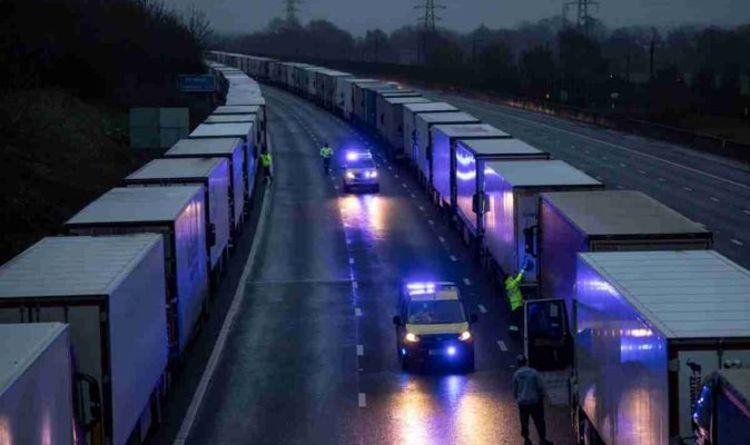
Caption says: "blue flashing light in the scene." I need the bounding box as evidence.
[346,151,359,161]
[406,282,436,295]
[447,346,457,356]
[401,348,407,356]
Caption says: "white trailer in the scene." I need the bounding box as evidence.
[212,103,267,152]
[65,187,209,357]
[125,158,231,277]
[414,112,479,187]
[190,122,257,201]
[338,78,377,119]
[568,250,750,445]
[0,323,73,445]
[0,235,169,445]
[481,160,603,284]
[402,102,458,162]
[164,138,246,236]
[377,96,430,155]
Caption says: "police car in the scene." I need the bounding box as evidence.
[392,281,477,371]
[342,150,379,193]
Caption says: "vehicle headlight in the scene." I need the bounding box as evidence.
[367,170,378,179]
[458,331,472,342]
[404,332,419,343]
[346,171,355,179]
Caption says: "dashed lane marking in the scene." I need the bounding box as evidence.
[731,239,744,246]
[463,278,471,285]
[438,236,446,243]
[402,183,408,188]
[357,345,364,356]
[358,393,367,408]
[428,220,435,225]
[411,193,416,198]
[744,209,750,215]
[638,170,646,174]
[349,258,355,265]
[352,281,358,289]
[478,304,487,314]
[394,174,399,178]
[710,197,720,203]
[658,177,666,182]
[450,255,458,262]
[419,206,425,211]
[355,308,363,317]
[497,340,508,352]
[683,186,694,192]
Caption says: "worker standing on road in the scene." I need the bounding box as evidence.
[513,354,553,445]
[320,142,334,174]
[505,261,529,333]
[260,150,273,183]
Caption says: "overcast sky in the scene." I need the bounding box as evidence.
[173,0,750,35]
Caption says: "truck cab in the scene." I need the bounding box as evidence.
[393,281,477,372]
[693,369,750,445]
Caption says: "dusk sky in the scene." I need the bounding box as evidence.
[172,0,750,35]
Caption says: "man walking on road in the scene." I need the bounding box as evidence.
[513,354,553,445]
[320,142,334,174]
[260,150,273,183]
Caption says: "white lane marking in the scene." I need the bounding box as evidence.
[411,193,416,198]
[334,185,340,190]
[428,219,434,225]
[744,209,750,215]
[454,99,750,191]
[658,177,666,182]
[616,185,625,190]
[358,393,367,407]
[355,308,363,317]
[394,174,400,178]
[388,166,393,170]
[349,258,355,265]
[731,239,744,246]
[619,163,626,168]
[450,255,458,262]
[637,169,646,174]
[463,278,471,285]
[497,340,508,352]
[683,186,694,191]
[710,196,720,202]
[352,281,358,289]
[478,304,488,314]
[357,345,364,356]
[402,183,408,188]
[438,236,446,243]
[173,156,274,445]
[419,206,425,211]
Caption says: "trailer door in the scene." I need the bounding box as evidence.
[524,298,571,370]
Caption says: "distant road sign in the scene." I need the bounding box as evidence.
[178,75,216,92]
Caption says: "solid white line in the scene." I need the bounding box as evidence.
[355,308,363,317]
[710,196,720,202]
[478,304,488,314]
[358,393,367,407]
[357,345,364,356]
[450,255,458,262]
[463,278,471,285]
[457,99,750,191]
[173,166,273,445]
[497,340,508,352]
[731,239,744,246]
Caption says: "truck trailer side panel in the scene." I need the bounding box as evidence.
[0,324,73,445]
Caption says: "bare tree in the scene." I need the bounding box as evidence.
[186,4,213,47]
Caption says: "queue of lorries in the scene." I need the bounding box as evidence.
[208,50,750,445]
[0,63,265,444]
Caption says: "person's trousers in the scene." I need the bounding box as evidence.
[519,401,547,441]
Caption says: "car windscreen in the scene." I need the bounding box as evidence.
[407,300,466,324]
[345,157,375,169]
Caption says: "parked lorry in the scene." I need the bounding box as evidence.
[314,69,351,110]
[352,81,393,125]
[164,138,246,237]
[0,235,170,445]
[338,78,377,119]
[540,190,712,330]
[212,103,267,152]
[125,157,231,278]
[402,102,459,161]
[377,96,430,155]
[478,160,603,285]
[693,369,750,445]
[453,138,550,246]
[0,323,73,445]
[551,250,750,445]
[189,122,256,202]
[65,187,209,357]
[414,112,480,187]
[430,123,512,208]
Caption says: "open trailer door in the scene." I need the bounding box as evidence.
[524,298,572,370]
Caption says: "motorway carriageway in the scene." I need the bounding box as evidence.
[172,85,576,444]
[425,90,750,269]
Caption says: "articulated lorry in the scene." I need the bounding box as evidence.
[693,369,750,445]
[525,250,750,445]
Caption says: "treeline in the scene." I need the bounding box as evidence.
[0,0,209,106]
[218,17,750,120]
